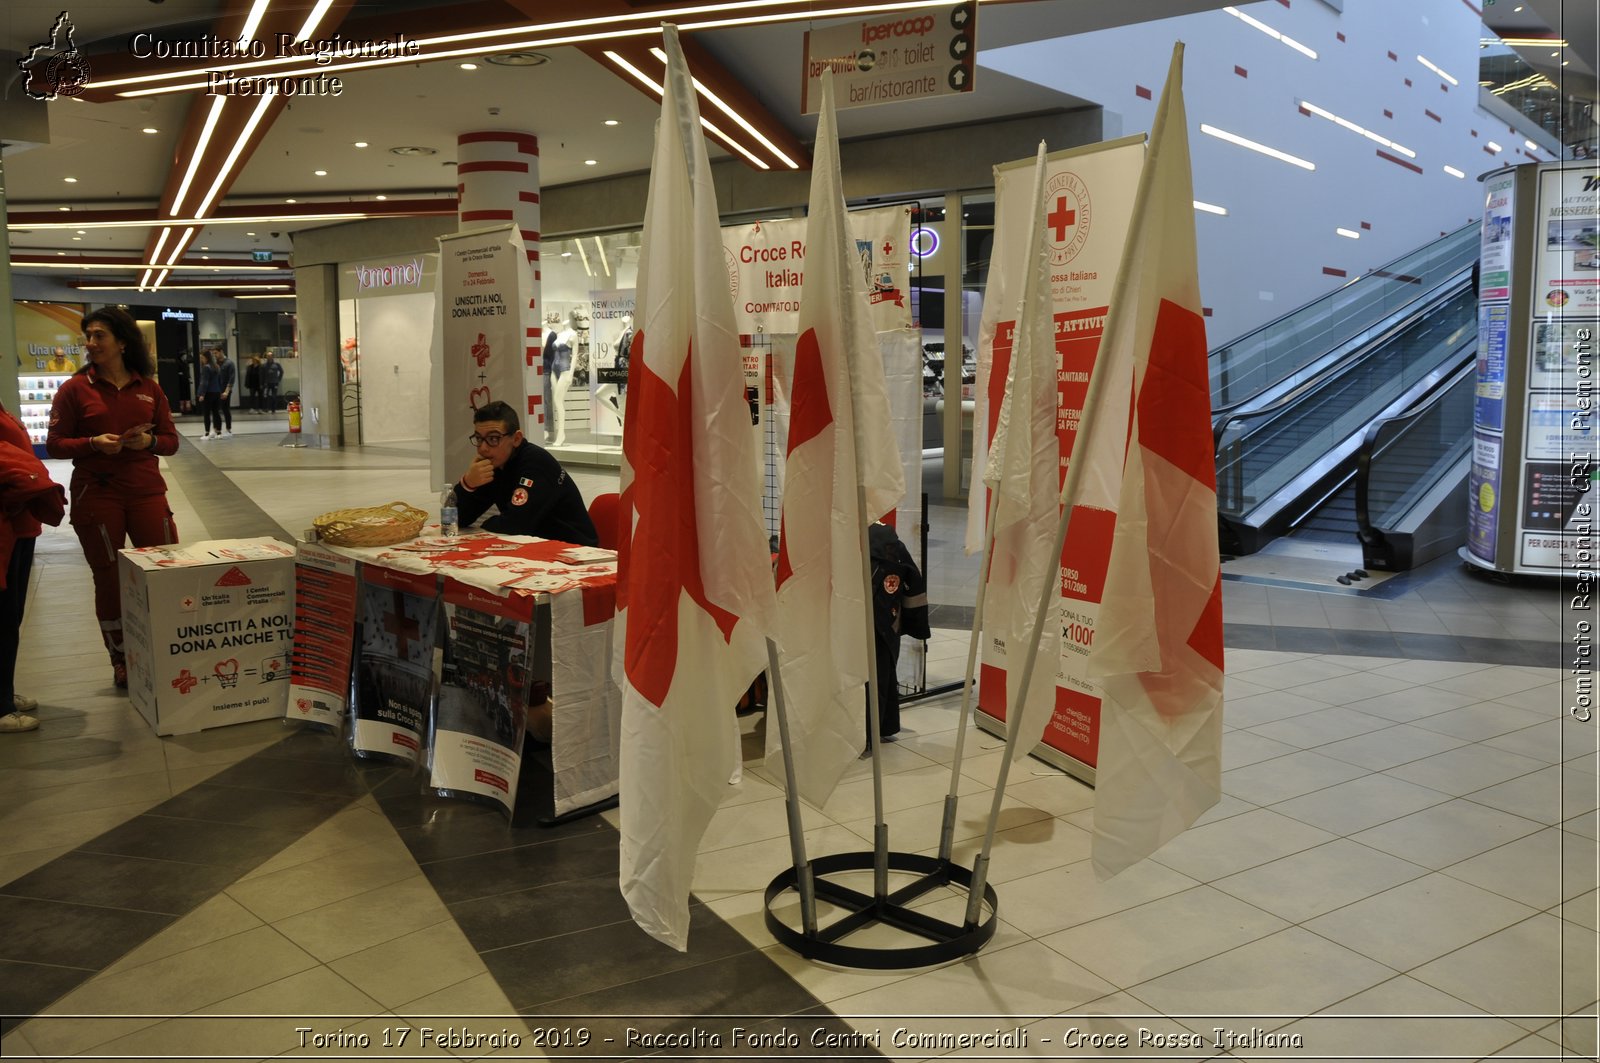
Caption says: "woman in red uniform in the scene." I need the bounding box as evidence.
[1,399,65,731]
[47,307,180,688]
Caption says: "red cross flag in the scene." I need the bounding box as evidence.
[614,25,778,950]
[1069,43,1225,876]
[770,72,904,807]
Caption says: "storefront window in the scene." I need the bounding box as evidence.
[236,310,299,402]
[336,256,435,444]
[540,231,642,460]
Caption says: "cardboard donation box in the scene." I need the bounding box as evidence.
[120,537,296,735]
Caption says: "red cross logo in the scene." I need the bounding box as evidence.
[382,589,422,659]
[881,240,894,256]
[1048,196,1076,241]
[774,328,834,589]
[172,669,199,694]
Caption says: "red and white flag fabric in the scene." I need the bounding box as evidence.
[769,72,905,807]
[615,24,778,950]
[982,142,1063,762]
[1071,43,1225,877]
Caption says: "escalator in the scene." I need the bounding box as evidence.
[1214,273,1478,557]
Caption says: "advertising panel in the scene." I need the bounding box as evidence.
[286,542,360,728]
[120,538,295,736]
[1467,432,1502,563]
[1478,170,1515,302]
[352,566,439,764]
[1475,303,1509,431]
[1534,167,1600,314]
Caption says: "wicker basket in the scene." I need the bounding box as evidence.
[313,502,428,547]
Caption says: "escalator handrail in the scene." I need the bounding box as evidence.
[1208,221,1481,415]
[1211,268,1477,449]
[1355,356,1478,541]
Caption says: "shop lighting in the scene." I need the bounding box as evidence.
[235,293,297,299]
[12,259,285,271]
[1497,37,1567,47]
[1416,55,1458,85]
[1525,140,1540,152]
[142,127,158,134]
[648,46,801,168]
[584,159,598,165]
[1494,72,1556,95]
[1299,100,1416,157]
[1443,165,1465,178]
[170,96,227,216]
[354,141,368,148]
[460,63,478,70]
[604,119,619,126]
[594,237,610,276]
[1336,227,1360,239]
[100,0,967,97]
[1223,6,1317,59]
[1199,124,1316,170]
[64,177,78,183]
[195,94,277,216]
[1192,200,1228,215]
[73,283,292,290]
[314,169,328,176]
[574,240,593,277]
[1487,141,1503,153]
[12,209,394,232]
[604,50,768,169]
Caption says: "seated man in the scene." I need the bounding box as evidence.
[455,400,600,547]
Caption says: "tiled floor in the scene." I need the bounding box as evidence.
[0,422,1595,1061]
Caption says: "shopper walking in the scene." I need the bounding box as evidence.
[0,399,65,732]
[197,350,222,439]
[261,352,284,412]
[214,349,235,436]
[47,306,181,689]
[245,355,263,412]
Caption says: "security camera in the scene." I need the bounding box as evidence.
[270,231,281,238]
[488,106,501,117]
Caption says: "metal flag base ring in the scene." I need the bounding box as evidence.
[762,851,998,969]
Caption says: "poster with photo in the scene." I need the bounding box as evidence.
[1479,170,1515,302]
[1534,167,1600,314]
[1475,303,1509,430]
[351,566,439,765]
[432,580,535,817]
[1529,319,1598,391]
[286,542,360,728]
[1524,393,1593,461]
[587,288,635,437]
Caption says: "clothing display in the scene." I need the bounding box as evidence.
[454,439,598,546]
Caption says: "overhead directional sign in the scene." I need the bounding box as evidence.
[251,249,274,262]
[801,3,977,114]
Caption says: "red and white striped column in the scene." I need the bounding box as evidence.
[457,130,544,427]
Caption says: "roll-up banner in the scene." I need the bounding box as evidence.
[286,542,360,728]
[722,205,912,335]
[436,226,536,487]
[970,136,1146,774]
[434,579,536,817]
[352,566,440,765]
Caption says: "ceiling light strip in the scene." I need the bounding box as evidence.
[236,0,273,51]
[1416,54,1458,85]
[102,0,964,95]
[1300,100,1416,158]
[647,46,799,169]
[294,0,337,43]
[195,95,278,217]
[594,236,610,276]
[574,239,593,278]
[604,51,769,169]
[168,227,197,266]
[11,209,424,232]
[149,226,172,265]
[12,259,284,270]
[1223,6,1317,59]
[1199,124,1316,170]
[1193,200,1228,215]
[169,97,228,216]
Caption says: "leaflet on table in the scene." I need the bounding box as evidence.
[286,542,360,728]
[432,579,536,817]
[352,566,440,765]
[121,538,298,569]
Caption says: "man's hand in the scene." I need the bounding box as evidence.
[461,456,495,490]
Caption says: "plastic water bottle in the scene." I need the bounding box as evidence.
[440,483,459,538]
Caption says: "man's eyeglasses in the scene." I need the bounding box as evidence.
[469,431,508,447]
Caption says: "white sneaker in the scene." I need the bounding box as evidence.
[221,430,233,438]
[0,712,39,733]
[13,694,37,712]
[200,432,212,440]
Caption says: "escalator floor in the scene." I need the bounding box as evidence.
[1222,537,1404,594]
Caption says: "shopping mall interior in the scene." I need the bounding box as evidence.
[2,0,1597,1058]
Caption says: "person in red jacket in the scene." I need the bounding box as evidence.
[1,400,66,731]
[47,306,180,688]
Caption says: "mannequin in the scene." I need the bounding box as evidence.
[543,312,577,447]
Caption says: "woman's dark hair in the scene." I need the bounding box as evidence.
[81,306,155,377]
[199,349,213,366]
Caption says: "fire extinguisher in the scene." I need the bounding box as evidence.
[287,398,302,434]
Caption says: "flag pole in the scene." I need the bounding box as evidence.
[963,91,1169,924]
[765,637,819,935]
[858,490,891,899]
[940,482,1002,863]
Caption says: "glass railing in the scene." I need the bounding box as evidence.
[1359,365,1475,532]
[1210,222,1481,410]
[1215,281,1478,519]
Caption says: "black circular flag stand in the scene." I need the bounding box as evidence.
[762,851,998,970]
